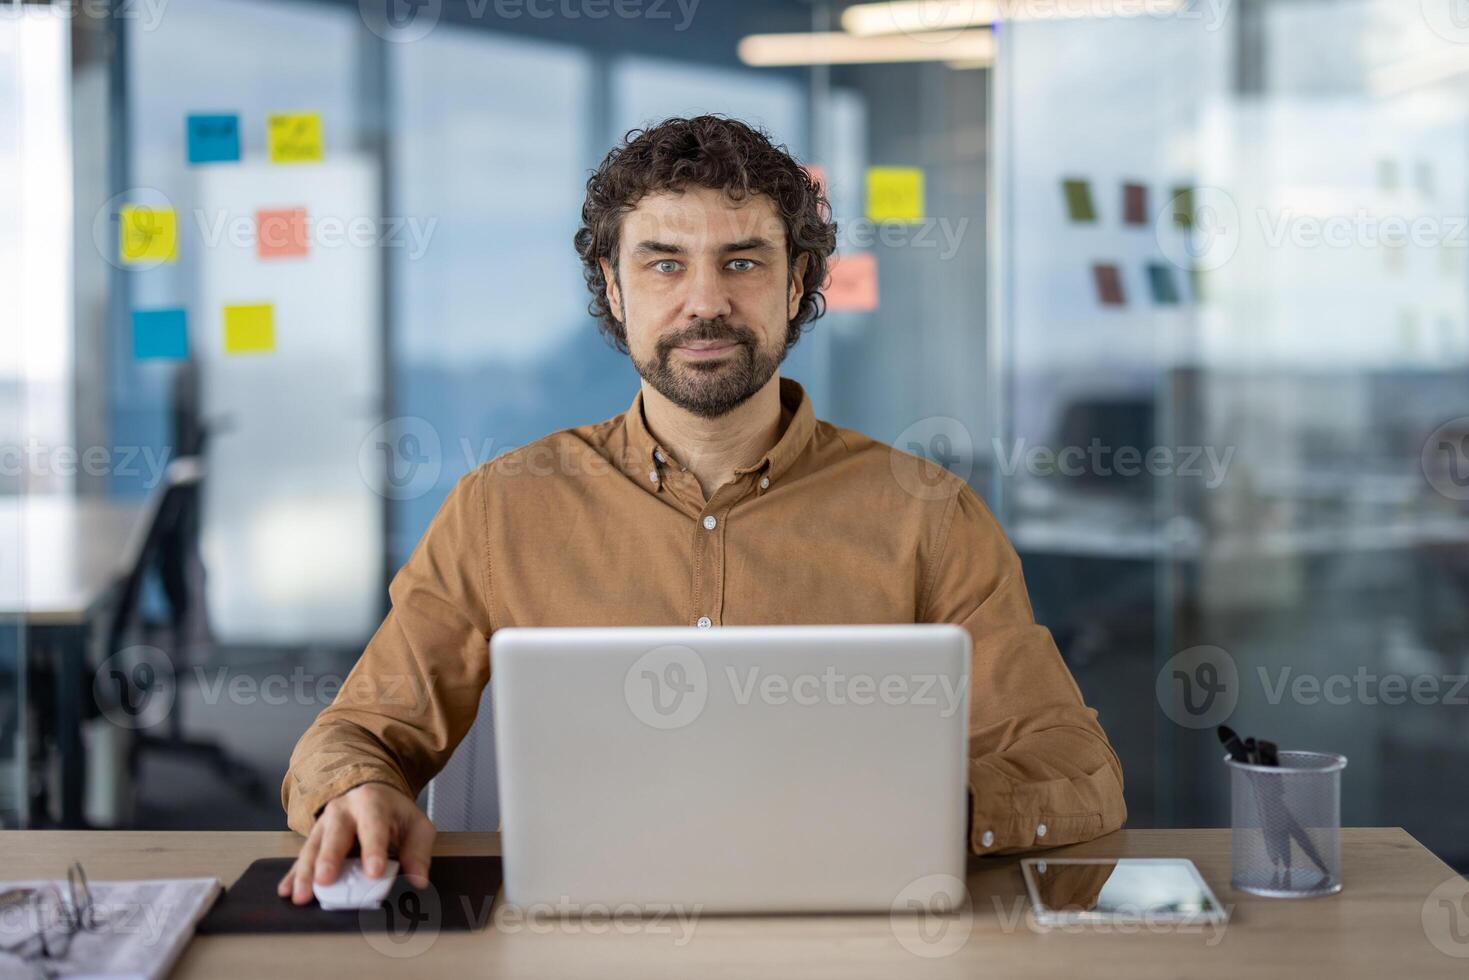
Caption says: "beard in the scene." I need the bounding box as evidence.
[630,317,785,419]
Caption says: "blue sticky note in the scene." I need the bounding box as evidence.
[1146,263,1181,306]
[132,308,189,359]
[186,113,240,164]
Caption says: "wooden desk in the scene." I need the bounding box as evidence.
[3,828,1463,978]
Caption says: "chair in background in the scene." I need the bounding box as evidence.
[99,456,267,812]
[424,680,499,831]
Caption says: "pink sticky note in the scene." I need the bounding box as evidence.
[804,164,828,200]
[256,207,308,259]
[825,252,879,312]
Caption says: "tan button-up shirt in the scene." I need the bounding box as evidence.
[284,377,1127,853]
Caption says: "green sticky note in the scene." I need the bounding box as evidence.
[1062,179,1096,223]
[1171,186,1195,229]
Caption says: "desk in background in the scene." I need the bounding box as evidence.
[0,495,150,827]
[1,828,1462,978]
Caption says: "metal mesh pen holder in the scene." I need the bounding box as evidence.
[1226,750,1347,898]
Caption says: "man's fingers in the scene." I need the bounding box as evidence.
[399,815,436,888]
[357,806,392,878]
[277,863,297,898]
[292,833,322,905]
[314,810,358,884]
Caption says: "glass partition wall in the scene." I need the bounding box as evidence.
[994,0,1469,867]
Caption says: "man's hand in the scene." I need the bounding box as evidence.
[277,782,435,906]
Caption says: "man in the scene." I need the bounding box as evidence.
[278,115,1126,904]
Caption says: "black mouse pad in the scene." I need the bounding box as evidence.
[198,856,503,934]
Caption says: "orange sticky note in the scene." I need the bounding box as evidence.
[257,207,308,259]
[804,164,828,199]
[223,303,275,355]
[825,252,879,312]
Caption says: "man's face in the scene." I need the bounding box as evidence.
[601,185,808,419]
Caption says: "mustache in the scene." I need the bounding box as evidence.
[657,320,755,357]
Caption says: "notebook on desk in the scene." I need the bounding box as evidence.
[0,877,220,980]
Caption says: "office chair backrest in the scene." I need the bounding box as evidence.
[106,457,205,659]
[424,678,499,831]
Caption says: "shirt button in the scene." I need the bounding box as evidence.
[759,476,770,489]
[702,515,717,530]
[696,617,712,628]
[648,470,659,483]
[654,450,666,463]
[1036,823,1048,839]
[981,830,995,849]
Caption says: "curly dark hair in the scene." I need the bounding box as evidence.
[574,114,838,355]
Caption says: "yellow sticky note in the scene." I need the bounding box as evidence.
[268,112,324,164]
[119,206,178,264]
[223,304,275,355]
[866,167,925,224]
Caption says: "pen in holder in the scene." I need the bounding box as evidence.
[1225,750,1346,898]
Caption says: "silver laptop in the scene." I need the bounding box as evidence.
[491,624,971,913]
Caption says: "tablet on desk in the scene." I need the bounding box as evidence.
[1021,858,1228,928]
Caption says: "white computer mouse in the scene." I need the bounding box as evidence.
[313,857,399,911]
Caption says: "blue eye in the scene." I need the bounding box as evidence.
[728,259,757,271]
[654,260,681,274]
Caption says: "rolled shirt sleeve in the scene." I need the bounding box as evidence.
[922,481,1128,855]
[281,468,496,835]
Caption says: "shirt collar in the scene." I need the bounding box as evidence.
[622,376,816,488]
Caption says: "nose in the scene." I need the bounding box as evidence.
[681,261,733,323]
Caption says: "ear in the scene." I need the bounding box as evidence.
[787,252,810,320]
[600,257,623,323]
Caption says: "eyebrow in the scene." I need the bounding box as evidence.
[630,237,779,257]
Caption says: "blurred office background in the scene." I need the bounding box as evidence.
[1,0,1466,870]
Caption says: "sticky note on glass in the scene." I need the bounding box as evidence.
[824,252,879,312]
[1062,179,1097,223]
[132,308,188,360]
[1146,262,1180,305]
[1170,186,1195,228]
[1092,263,1126,307]
[866,167,924,223]
[804,164,828,200]
[223,303,275,355]
[186,113,240,164]
[268,112,323,164]
[119,206,178,264]
[257,208,308,259]
[1123,182,1148,226]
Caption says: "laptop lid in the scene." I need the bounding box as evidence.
[491,624,970,914]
